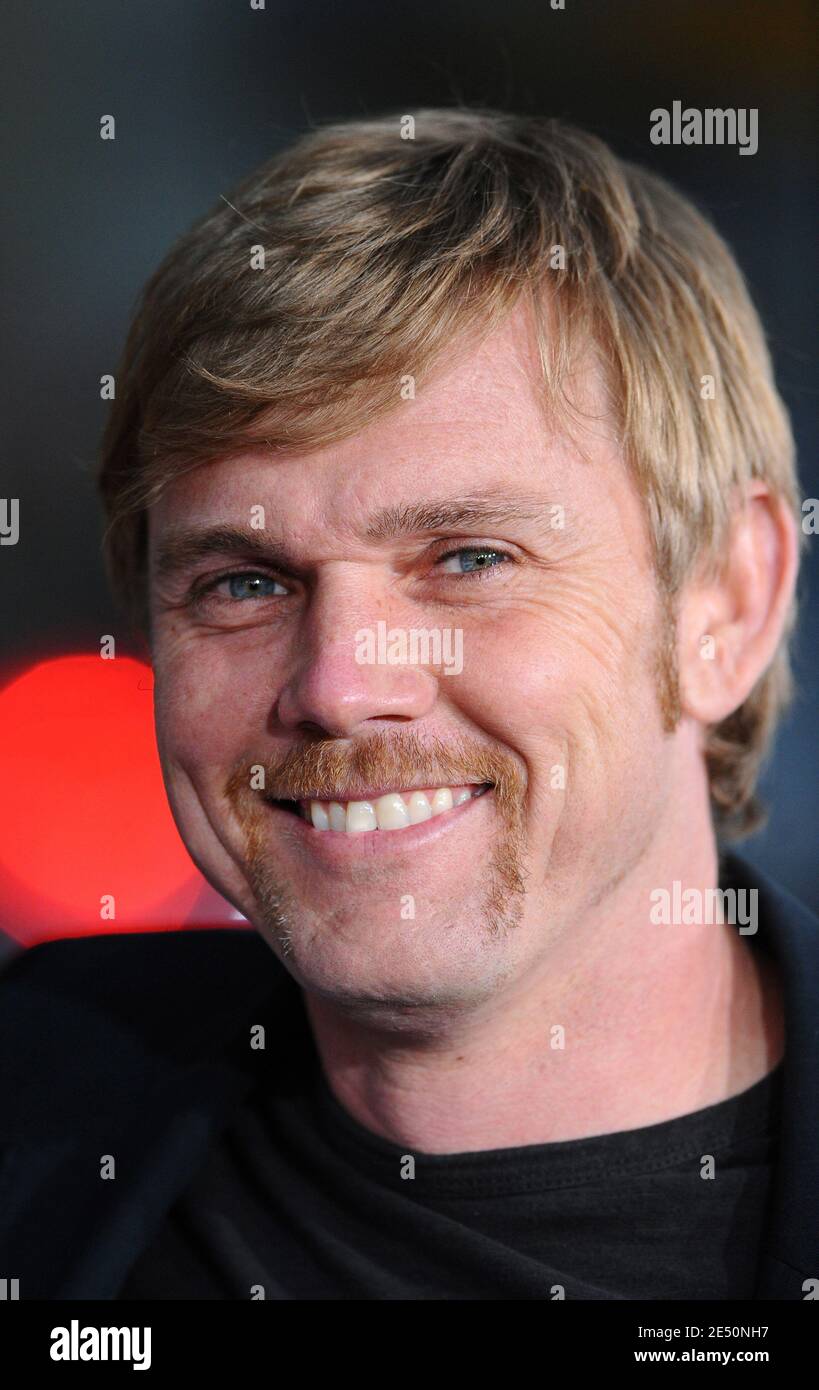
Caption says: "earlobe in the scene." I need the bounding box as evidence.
[677,484,799,727]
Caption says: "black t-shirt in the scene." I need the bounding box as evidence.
[117,1032,783,1301]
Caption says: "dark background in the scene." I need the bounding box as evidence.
[1,0,816,941]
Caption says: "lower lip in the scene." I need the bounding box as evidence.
[262,788,493,862]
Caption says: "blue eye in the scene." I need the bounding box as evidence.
[438,547,509,576]
[223,572,286,600]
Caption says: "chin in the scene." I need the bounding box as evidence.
[259,908,512,1014]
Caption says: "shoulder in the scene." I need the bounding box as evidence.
[2,923,273,997]
[720,850,819,963]
[0,928,294,1137]
[720,850,819,1081]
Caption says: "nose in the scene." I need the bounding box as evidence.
[275,583,439,738]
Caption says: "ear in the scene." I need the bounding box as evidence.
[677,482,799,726]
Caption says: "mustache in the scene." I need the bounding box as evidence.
[224,728,525,816]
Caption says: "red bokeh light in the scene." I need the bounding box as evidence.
[0,653,227,943]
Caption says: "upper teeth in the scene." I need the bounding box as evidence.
[304,785,483,833]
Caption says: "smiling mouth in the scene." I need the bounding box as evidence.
[266,782,493,834]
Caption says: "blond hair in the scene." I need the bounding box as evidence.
[97,107,802,839]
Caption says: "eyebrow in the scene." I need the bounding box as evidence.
[364,493,551,540]
[152,491,554,580]
[153,524,289,580]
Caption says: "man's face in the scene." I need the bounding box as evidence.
[147,304,683,1020]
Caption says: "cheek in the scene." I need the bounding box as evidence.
[455,574,666,816]
[463,568,655,725]
[152,628,273,776]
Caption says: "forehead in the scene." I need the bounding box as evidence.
[148,302,618,539]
